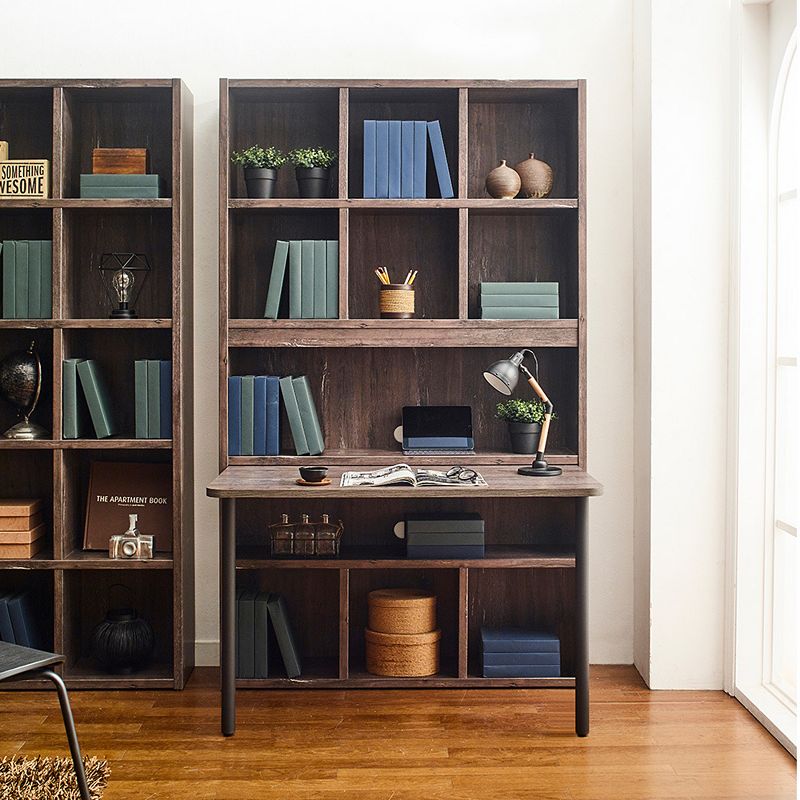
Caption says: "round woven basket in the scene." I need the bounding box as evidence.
[368,588,437,634]
[365,627,441,677]
[379,284,415,319]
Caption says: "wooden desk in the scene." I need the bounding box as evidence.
[208,465,602,737]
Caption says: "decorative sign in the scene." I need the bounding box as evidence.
[0,159,50,198]
[0,141,8,162]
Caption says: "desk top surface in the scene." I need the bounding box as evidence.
[207,465,602,499]
[0,641,63,682]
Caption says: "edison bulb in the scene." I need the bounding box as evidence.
[111,269,135,303]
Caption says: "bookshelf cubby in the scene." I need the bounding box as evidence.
[0,79,193,690]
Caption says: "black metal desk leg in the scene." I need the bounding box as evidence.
[221,498,237,736]
[575,497,589,736]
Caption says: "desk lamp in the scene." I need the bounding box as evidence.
[483,349,562,477]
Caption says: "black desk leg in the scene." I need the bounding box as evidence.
[221,498,237,736]
[575,496,589,736]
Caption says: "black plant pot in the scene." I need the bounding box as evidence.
[244,167,277,199]
[507,421,542,455]
[91,606,155,674]
[295,166,331,199]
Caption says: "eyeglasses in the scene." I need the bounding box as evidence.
[446,466,478,482]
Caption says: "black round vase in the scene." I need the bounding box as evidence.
[295,166,330,198]
[507,422,542,455]
[91,607,155,674]
[244,167,277,199]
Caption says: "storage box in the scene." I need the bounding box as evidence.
[92,147,149,174]
[365,627,441,677]
[368,588,436,634]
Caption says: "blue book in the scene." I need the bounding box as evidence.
[400,121,414,198]
[427,120,454,198]
[388,120,401,198]
[375,121,389,198]
[241,375,255,456]
[227,376,242,456]
[159,360,172,439]
[0,594,15,642]
[7,590,44,649]
[406,544,485,559]
[482,665,561,678]
[483,652,561,666]
[253,376,267,456]
[413,121,427,198]
[481,628,560,653]
[288,241,302,319]
[363,120,377,198]
[265,376,280,456]
[263,240,289,319]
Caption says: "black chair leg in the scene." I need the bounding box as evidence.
[40,669,91,800]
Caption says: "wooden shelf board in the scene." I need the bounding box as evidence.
[61,551,174,569]
[0,320,57,329]
[227,79,580,90]
[0,439,171,449]
[0,199,171,209]
[229,198,577,210]
[0,551,56,569]
[238,673,573,689]
[0,319,171,329]
[65,659,175,688]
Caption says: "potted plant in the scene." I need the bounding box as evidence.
[231,146,288,199]
[495,398,550,455]
[288,147,337,198]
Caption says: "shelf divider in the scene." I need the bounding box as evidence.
[458,88,468,199]
[458,566,468,678]
[339,568,349,680]
[338,88,349,200]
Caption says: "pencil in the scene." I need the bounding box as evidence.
[403,270,413,285]
[408,270,418,285]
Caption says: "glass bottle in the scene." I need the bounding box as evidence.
[270,513,294,557]
[293,514,316,557]
[316,514,340,558]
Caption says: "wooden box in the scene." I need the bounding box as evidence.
[365,628,441,677]
[92,147,149,174]
[368,588,437,634]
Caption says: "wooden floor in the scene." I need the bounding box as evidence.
[0,666,795,799]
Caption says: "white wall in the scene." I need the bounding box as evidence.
[4,0,635,666]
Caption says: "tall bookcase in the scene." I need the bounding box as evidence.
[0,79,194,689]
[218,79,588,690]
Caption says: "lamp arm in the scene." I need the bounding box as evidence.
[519,363,554,457]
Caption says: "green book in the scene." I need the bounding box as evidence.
[267,594,301,678]
[278,376,309,456]
[325,240,338,319]
[14,240,29,319]
[80,174,161,187]
[241,375,255,456]
[480,281,559,295]
[236,589,256,679]
[300,240,314,319]
[263,240,289,320]
[481,294,559,308]
[62,358,89,439]
[313,240,326,319]
[2,241,15,319]
[41,241,52,318]
[79,187,160,199]
[254,592,270,679]
[146,360,161,438]
[288,241,302,319]
[27,241,41,319]
[481,307,559,320]
[292,375,324,456]
[76,359,118,438]
[135,360,149,439]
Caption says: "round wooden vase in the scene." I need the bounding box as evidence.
[514,152,554,198]
[484,160,521,199]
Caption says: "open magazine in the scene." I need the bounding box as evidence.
[340,464,487,488]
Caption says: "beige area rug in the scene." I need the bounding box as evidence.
[0,755,109,799]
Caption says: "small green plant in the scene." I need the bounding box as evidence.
[231,146,288,169]
[289,147,338,169]
[495,398,548,425]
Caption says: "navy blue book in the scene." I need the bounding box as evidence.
[483,652,561,666]
[481,627,560,653]
[375,121,389,198]
[400,120,414,198]
[413,121,427,198]
[0,593,15,642]
[253,376,267,456]
[388,120,401,199]
[482,665,561,678]
[228,376,242,456]
[406,544,485,559]
[265,376,280,456]
[7,590,44,649]
[427,120,454,198]
[159,360,172,439]
[363,120,377,198]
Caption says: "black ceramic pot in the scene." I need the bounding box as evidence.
[244,167,277,199]
[295,166,330,198]
[91,607,155,674]
[507,422,542,455]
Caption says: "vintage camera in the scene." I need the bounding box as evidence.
[109,513,154,560]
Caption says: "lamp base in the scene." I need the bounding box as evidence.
[518,458,562,477]
[110,307,137,319]
[3,420,51,440]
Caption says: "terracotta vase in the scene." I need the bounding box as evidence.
[514,153,554,198]
[485,160,521,199]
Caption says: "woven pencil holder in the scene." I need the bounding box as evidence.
[379,284,415,319]
[368,588,437,634]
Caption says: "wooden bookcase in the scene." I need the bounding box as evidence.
[0,80,194,689]
[218,79,588,692]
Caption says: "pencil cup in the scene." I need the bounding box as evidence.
[379,284,415,319]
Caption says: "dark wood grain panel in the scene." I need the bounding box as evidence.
[0,87,54,164]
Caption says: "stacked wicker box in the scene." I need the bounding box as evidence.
[0,499,45,559]
[365,588,440,677]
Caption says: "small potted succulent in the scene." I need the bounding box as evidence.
[288,146,337,198]
[231,145,288,199]
[495,398,550,455]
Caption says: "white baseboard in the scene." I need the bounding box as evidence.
[195,639,220,666]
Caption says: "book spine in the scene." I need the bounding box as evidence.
[480,281,559,295]
[14,240,28,318]
[413,121,427,198]
[265,376,280,456]
[41,240,52,318]
[480,294,560,308]
[388,120,401,198]
[267,594,302,678]
[363,120,376,198]
[405,544,485,559]
[292,376,325,456]
[252,376,267,457]
[134,359,148,439]
[480,638,560,654]
[0,597,15,643]
[313,240,326,319]
[63,359,81,439]
[375,121,389,198]
[481,307,559,320]
[325,240,338,319]
[263,239,289,319]
[288,240,302,319]
[2,241,14,318]
[159,360,172,439]
[401,120,414,198]
[406,532,486,546]
[481,664,561,678]
[227,376,242,456]
[237,590,256,679]
[482,652,561,666]
[76,359,118,438]
[147,359,161,439]
[300,240,314,319]
[406,519,485,534]
[79,187,160,198]
[241,375,255,456]
[27,240,41,318]
[254,593,270,679]
[278,376,310,456]
[80,173,161,187]
[426,121,454,199]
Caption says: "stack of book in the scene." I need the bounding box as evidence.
[62,359,117,439]
[134,360,172,439]
[480,281,560,320]
[236,591,301,679]
[263,239,338,320]
[363,120,453,199]
[1,240,52,319]
[79,174,161,199]
[481,627,561,678]
[227,375,280,456]
[0,587,44,648]
[404,513,485,559]
[0,500,45,560]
